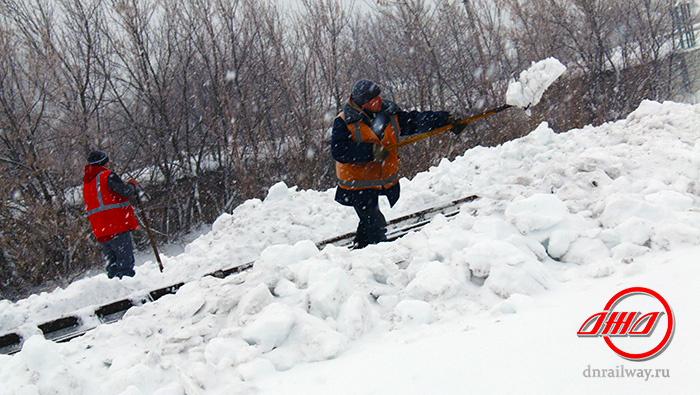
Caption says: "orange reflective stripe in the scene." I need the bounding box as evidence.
[350,123,361,142]
[389,115,399,138]
[338,173,398,189]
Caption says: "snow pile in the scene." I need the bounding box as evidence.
[1,100,700,393]
[0,186,358,330]
[506,57,567,108]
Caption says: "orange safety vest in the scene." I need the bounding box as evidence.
[83,169,139,239]
[336,113,400,190]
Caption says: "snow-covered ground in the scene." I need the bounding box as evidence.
[1,99,700,393]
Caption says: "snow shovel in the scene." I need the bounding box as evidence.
[386,57,567,151]
[131,191,164,273]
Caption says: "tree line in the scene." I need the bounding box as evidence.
[0,0,692,300]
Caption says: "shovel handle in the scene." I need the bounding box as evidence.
[386,104,513,151]
[132,193,164,273]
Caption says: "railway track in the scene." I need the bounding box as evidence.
[0,195,478,355]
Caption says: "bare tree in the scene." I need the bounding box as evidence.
[0,0,105,298]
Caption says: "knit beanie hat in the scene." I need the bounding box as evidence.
[351,80,381,106]
[87,150,109,166]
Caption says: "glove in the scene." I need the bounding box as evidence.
[372,144,390,163]
[446,114,467,135]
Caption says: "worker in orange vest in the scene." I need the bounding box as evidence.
[83,150,139,278]
[331,80,465,248]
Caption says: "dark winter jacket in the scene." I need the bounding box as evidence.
[331,100,449,208]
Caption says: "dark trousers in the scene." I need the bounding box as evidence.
[353,202,387,247]
[101,231,136,279]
